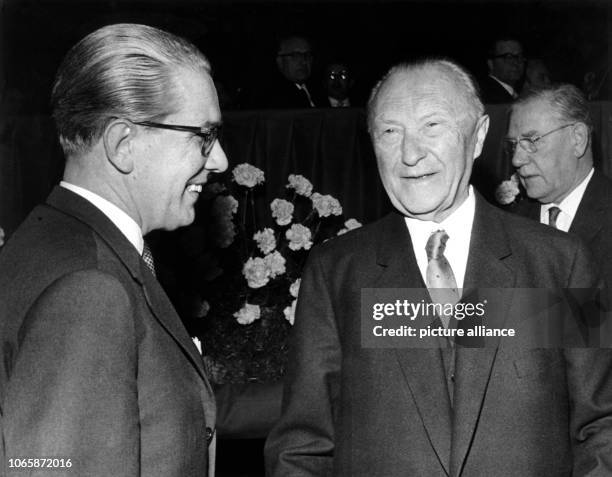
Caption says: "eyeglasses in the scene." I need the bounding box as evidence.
[504,123,576,155]
[277,51,313,61]
[328,71,349,80]
[493,53,525,62]
[132,120,221,157]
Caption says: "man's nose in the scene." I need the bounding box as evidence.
[401,133,426,166]
[511,145,529,168]
[205,140,228,173]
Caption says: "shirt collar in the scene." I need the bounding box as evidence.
[329,96,350,107]
[60,181,144,254]
[489,74,517,98]
[404,186,476,289]
[540,168,594,231]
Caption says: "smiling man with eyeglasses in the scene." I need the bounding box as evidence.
[0,23,227,477]
[479,36,525,104]
[509,83,612,290]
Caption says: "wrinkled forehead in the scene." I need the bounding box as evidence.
[374,67,467,120]
[510,97,562,132]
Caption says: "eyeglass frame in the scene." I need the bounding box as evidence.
[131,120,222,157]
[328,71,350,80]
[492,53,525,62]
[504,122,577,155]
[277,51,313,61]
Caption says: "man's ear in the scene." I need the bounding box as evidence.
[473,114,490,160]
[103,119,135,174]
[571,122,590,158]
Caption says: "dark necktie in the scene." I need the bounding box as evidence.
[425,230,460,329]
[142,241,156,277]
[548,206,561,229]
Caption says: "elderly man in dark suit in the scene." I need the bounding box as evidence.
[265,59,612,476]
[509,84,612,290]
[0,24,227,476]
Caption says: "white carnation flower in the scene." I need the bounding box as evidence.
[289,278,301,298]
[283,299,297,325]
[242,257,270,288]
[286,174,313,197]
[264,251,286,278]
[285,224,313,251]
[495,173,520,205]
[234,303,261,325]
[232,163,265,188]
[253,228,277,254]
[270,198,294,226]
[311,192,342,217]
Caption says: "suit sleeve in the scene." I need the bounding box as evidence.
[3,270,140,477]
[565,242,612,475]
[264,249,340,477]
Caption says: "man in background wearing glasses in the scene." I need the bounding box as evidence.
[246,35,323,109]
[0,23,227,476]
[509,83,612,292]
[479,36,525,104]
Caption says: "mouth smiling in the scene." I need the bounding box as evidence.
[404,172,437,181]
[186,183,203,193]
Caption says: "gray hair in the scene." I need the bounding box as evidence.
[366,58,484,133]
[51,23,211,156]
[512,83,593,133]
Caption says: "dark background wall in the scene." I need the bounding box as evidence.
[2,0,611,114]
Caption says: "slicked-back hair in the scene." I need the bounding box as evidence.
[511,83,593,134]
[366,58,484,133]
[51,23,211,156]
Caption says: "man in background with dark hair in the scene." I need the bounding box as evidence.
[479,37,525,103]
[0,23,227,476]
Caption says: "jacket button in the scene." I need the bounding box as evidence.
[205,427,214,444]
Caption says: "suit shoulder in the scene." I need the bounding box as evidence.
[311,215,386,258]
[495,204,588,255]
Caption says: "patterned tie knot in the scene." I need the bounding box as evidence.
[142,241,156,277]
[426,230,449,261]
[548,206,561,228]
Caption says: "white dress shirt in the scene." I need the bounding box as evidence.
[329,96,350,107]
[404,186,475,290]
[489,75,517,99]
[295,83,315,107]
[61,181,203,353]
[539,168,594,232]
[60,181,144,254]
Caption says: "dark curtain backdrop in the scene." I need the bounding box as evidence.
[2,103,612,237]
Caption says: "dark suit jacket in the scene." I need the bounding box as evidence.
[515,170,612,290]
[265,196,612,476]
[478,75,515,104]
[244,73,324,110]
[0,187,216,476]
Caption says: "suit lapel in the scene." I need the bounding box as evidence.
[451,196,516,477]
[374,213,453,475]
[46,187,209,386]
[569,171,607,244]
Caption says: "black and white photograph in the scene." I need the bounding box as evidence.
[1,0,612,476]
